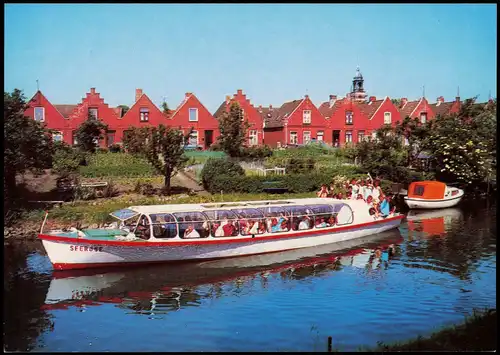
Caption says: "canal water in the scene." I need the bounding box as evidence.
[3,199,496,352]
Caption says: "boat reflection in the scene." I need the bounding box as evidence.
[42,230,403,314]
[406,208,463,238]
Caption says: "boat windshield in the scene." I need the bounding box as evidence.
[110,208,140,221]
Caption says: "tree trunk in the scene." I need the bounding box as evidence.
[164,168,171,196]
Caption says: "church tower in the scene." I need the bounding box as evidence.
[349,66,367,102]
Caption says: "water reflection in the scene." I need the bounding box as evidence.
[41,231,403,316]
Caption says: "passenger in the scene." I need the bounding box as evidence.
[351,179,360,199]
[372,180,384,203]
[364,180,373,200]
[270,218,281,233]
[356,194,364,200]
[379,196,391,217]
[327,215,336,227]
[214,222,225,237]
[223,221,236,236]
[249,220,259,235]
[298,216,311,230]
[184,225,200,239]
[258,221,267,234]
[359,180,366,199]
[280,220,288,232]
[328,183,336,197]
[317,184,329,198]
[331,193,339,199]
[337,192,343,200]
[315,217,327,228]
[346,191,352,200]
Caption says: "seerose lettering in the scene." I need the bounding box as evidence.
[69,245,103,252]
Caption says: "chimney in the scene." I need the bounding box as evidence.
[400,98,408,108]
[135,89,143,102]
[258,105,262,113]
[369,96,376,102]
[90,88,96,94]
[225,95,231,104]
[237,89,243,95]
[305,94,309,99]
[246,99,250,104]
[329,95,337,107]
[269,104,273,110]
[185,92,192,97]
[455,96,460,103]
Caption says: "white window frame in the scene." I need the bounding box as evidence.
[189,108,198,122]
[189,130,198,146]
[140,108,150,122]
[345,111,353,125]
[52,131,63,142]
[249,130,258,146]
[420,112,427,124]
[34,107,45,122]
[290,131,298,145]
[302,110,311,124]
[303,131,311,144]
[358,131,365,142]
[88,108,98,120]
[384,112,392,125]
[317,131,324,142]
[241,108,245,121]
[345,130,353,143]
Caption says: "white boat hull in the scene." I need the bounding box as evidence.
[41,216,403,270]
[404,195,463,209]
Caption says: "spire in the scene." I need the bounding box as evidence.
[457,86,460,97]
[36,79,39,92]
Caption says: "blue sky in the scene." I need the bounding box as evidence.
[4,4,497,112]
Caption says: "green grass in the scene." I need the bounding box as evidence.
[79,152,159,178]
[185,150,227,164]
[24,192,316,226]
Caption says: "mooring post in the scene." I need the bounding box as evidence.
[327,336,332,352]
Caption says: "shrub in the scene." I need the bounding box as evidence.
[74,186,97,201]
[108,143,122,153]
[52,145,85,177]
[79,152,157,178]
[102,181,120,198]
[240,145,273,159]
[201,157,245,190]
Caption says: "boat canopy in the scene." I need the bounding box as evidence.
[407,181,446,199]
[110,208,140,221]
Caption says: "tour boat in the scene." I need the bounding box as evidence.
[42,230,403,310]
[404,181,464,209]
[38,197,404,270]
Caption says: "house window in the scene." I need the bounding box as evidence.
[345,111,353,124]
[72,131,78,145]
[88,108,98,120]
[302,110,311,124]
[249,130,258,146]
[372,131,377,141]
[303,131,311,144]
[189,108,198,122]
[52,132,63,142]
[358,131,365,142]
[317,131,324,142]
[241,108,245,121]
[345,131,353,143]
[34,107,45,122]
[384,112,392,124]
[140,108,149,122]
[107,131,115,146]
[189,130,198,146]
[420,112,427,124]
[290,132,298,144]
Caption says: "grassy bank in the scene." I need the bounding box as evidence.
[357,308,497,352]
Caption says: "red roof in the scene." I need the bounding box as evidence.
[429,101,454,117]
[258,106,281,128]
[356,99,385,119]
[53,104,77,118]
[318,100,344,119]
[398,100,420,119]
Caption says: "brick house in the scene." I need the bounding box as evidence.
[319,96,370,146]
[25,90,74,145]
[168,92,219,150]
[356,96,402,138]
[261,95,329,148]
[428,96,462,118]
[397,97,435,123]
[118,89,169,145]
[213,89,264,147]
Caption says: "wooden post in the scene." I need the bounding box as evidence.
[327,336,332,352]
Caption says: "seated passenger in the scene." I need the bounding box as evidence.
[337,192,343,200]
[184,225,200,239]
[346,191,352,199]
[356,194,364,201]
[315,217,327,228]
[214,222,225,237]
[379,196,390,217]
[298,216,310,230]
[280,220,288,232]
[327,216,336,227]
[222,221,236,236]
[270,218,282,233]
[249,220,259,235]
[258,221,267,234]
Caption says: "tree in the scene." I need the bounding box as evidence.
[74,113,108,153]
[161,101,171,116]
[391,98,401,107]
[4,89,54,204]
[117,105,129,117]
[122,126,151,155]
[394,116,432,167]
[216,101,249,157]
[128,125,193,195]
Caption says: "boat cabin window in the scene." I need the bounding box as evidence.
[331,203,354,226]
[413,185,425,196]
[307,204,336,228]
[282,206,313,231]
[258,206,290,233]
[203,210,239,237]
[133,214,151,240]
[150,213,178,239]
[173,212,208,239]
[230,208,266,236]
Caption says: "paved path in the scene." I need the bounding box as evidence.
[174,170,210,196]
